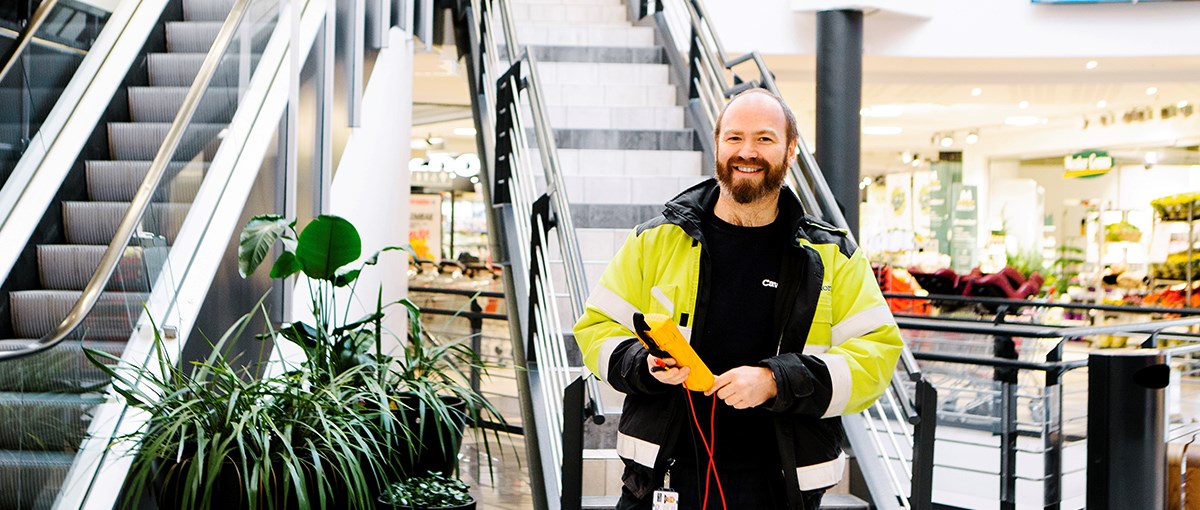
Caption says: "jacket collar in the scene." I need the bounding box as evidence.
[662,178,809,246]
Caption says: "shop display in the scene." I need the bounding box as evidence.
[1150,251,1200,281]
[1103,221,1142,243]
[1151,192,1200,221]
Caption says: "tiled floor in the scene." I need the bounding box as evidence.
[459,432,536,509]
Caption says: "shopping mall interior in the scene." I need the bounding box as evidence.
[1,0,1200,509]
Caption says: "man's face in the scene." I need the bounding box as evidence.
[714,95,795,205]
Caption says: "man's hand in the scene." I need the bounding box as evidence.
[647,355,690,386]
[706,366,777,409]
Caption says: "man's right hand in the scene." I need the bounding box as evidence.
[647,354,690,385]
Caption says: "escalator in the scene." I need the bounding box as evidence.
[452,0,934,508]
[0,0,292,507]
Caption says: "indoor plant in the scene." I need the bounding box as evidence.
[86,307,397,510]
[238,214,506,478]
[377,473,476,510]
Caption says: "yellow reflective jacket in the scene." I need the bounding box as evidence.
[573,179,904,503]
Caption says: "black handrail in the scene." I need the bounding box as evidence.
[409,286,505,299]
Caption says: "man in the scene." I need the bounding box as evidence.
[573,88,904,510]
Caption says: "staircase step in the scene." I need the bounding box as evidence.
[183,0,234,21]
[531,129,698,151]
[512,0,621,5]
[507,3,628,24]
[62,201,188,244]
[147,53,261,87]
[536,62,669,86]
[0,393,102,450]
[538,83,677,108]
[500,45,665,65]
[166,20,224,52]
[570,204,662,229]
[534,148,703,177]
[0,341,124,393]
[106,122,225,161]
[38,245,168,291]
[542,104,683,130]
[86,160,206,202]
[128,86,238,123]
[0,450,72,510]
[821,494,871,509]
[516,24,653,48]
[9,290,148,341]
[555,175,703,205]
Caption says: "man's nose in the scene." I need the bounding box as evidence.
[737,142,759,159]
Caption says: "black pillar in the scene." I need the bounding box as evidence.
[815,10,863,237]
[1087,351,1168,510]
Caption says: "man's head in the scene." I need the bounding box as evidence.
[712,88,799,205]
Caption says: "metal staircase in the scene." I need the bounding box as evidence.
[455,0,935,508]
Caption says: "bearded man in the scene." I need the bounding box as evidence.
[574,88,904,510]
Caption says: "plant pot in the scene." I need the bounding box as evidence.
[375,495,477,510]
[391,393,470,477]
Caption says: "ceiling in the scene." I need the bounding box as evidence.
[411,40,1200,176]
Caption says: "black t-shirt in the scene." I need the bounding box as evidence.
[670,209,786,485]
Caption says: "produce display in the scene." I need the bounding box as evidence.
[1151,192,1200,221]
[1144,285,1200,308]
[1103,221,1141,243]
[1151,251,1200,281]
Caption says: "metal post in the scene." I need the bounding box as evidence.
[561,377,584,510]
[993,335,1018,510]
[910,379,937,510]
[815,9,862,237]
[470,297,483,393]
[1087,351,1168,509]
[1043,347,1065,509]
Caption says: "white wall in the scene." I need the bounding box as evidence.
[709,0,1200,58]
[329,27,414,351]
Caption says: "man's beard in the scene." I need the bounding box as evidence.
[715,153,788,204]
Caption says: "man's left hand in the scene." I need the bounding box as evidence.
[706,366,777,409]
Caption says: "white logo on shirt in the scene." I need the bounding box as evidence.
[762,279,779,288]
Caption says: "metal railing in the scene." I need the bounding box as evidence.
[889,293,1200,509]
[458,0,598,507]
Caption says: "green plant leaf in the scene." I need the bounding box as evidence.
[296,215,361,281]
[277,322,320,350]
[238,215,294,278]
[332,269,360,287]
[269,251,303,279]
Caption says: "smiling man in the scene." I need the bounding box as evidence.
[574,88,904,510]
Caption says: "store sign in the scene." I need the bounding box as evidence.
[409,194,443,261]
[1063,150,1113,178]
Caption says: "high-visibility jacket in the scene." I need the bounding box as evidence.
[574,179,904,507]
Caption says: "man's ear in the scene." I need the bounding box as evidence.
[788,140,799,161]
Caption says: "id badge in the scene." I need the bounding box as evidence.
[652,488,679,510]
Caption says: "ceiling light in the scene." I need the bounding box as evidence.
[1096,100,1107,109]
[1005,116,1044,126]
[901,150,914,164]
[863,126,903,135]
[1145,152,1159,165]
[452,127,477,136]
[1147,87,1158,96]
[971,88,982,97]
[1018,101,1029,109]
[859,177,872,190]
[911,159,922,167]
[965,132,979,145]
[939,135,954,147]
[426,136,445,145]
[1179,100,1190,108]
[860,105,905,117]
[410,139,427,150]
[1085,60,1098,70]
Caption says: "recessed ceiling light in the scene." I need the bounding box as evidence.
[1086,60,1098,70]
[971,88,982,97]
[1096,100,1108,109]
[1005,116,1044,126]
[1018,101,1029,109]
[1179,100,1190,108]
[863,126,903,135]
[965,132,979,145]
[453,127,477,136]
[939,135,954,147]
[1147,87,1159,96]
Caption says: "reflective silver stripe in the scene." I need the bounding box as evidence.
[816,353,852,418]
[678,325,692,342]
[802,344,829,355]
[589,285,639,333]
[794,453,846,490]
[830,304,894,346]
[616,432,660,468]
[650,286,674,314]
[598,336,630,381]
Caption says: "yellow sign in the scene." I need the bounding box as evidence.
[1063,151,1113,178]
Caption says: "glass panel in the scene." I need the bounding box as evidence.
[0,0,111,187]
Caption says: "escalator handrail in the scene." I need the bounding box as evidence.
[0,0,65,85]
[0,0,255,363]
[0,25,88,56]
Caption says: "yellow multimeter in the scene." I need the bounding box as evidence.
[633,312,714,392]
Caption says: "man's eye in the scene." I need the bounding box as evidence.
[759,137,774,143]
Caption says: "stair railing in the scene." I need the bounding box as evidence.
[639,0,934,508]
[457,0,600,507]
